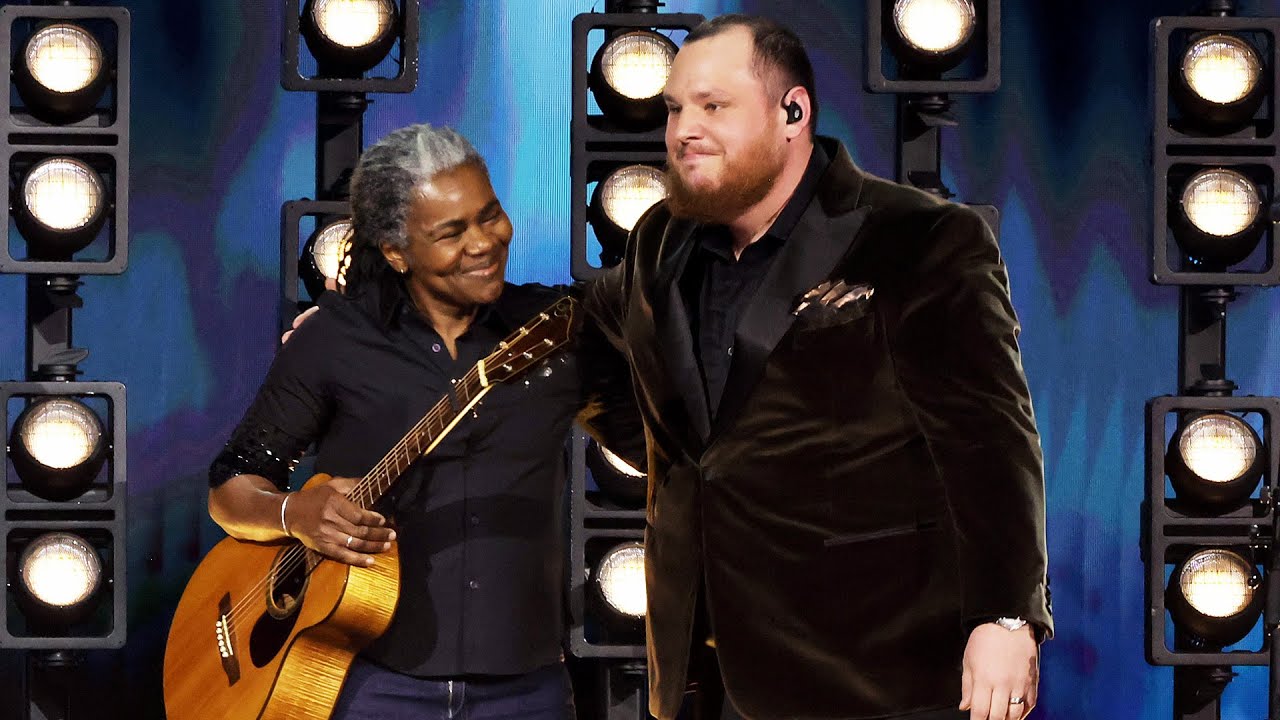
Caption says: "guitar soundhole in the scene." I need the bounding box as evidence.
[246,548,309,668]
[267,547,310,619]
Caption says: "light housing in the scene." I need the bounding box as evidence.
[588,30,677,132]
[299,216,352,300]
[9,396,108,502]
[888,0,977,70]
[12,22,109,125]
[1169,166,1267,269]
[1173,32,1268,134]
[1165,548,1263,649]
[585,438,646,509]
[586,163,666,267]
[12,156,109,260]
[300,0,398,76]
[15,531,104,627]
[1166,412,1264,512]
[594,541,647,619]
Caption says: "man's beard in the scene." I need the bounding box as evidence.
[665,134,786,225]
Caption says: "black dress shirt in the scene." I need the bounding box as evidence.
[681,143,831,415]
[209,282,640,677]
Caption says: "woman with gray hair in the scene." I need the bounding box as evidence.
[206,124,642,719]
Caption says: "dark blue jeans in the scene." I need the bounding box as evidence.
[332,657,575,720]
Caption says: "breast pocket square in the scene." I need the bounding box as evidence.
[792,280,875,327]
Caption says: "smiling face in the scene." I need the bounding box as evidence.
[662,25,789,223]
[381,162,513,316]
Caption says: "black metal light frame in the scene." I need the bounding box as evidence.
[1145,394,1277,667]
[0,381,127,650]
[282,0,419,93]
[865,0,1001,94]
[1151,15,1280,287]
[0,5,130,275]
[569,11,703,281]
[568,428,646,660]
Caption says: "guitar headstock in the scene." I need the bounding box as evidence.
[482,296,577,384]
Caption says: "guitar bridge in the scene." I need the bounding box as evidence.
[215,593,241,685]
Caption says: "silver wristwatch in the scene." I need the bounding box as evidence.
[994,616,1028,632]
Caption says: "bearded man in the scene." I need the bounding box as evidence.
[583,14,1052,720]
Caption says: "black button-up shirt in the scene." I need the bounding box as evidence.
[209,282,640,677]
[682,143,831,415]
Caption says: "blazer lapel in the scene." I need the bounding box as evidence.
[649,221,714,443]
[709,202,871,444]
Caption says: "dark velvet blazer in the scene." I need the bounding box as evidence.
[584,138,1052,720]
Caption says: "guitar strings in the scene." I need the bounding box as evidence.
[221,307,559,633]
[222,363,487,629]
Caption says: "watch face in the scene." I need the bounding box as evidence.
[996,617,1028,631]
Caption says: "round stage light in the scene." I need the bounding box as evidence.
[600,445,645,479]
[1180,549,1255,619]
[601,165,667,234]
[893,0,976,55]
[1171,167,1265,268]
[1179,414,1257,483]
[10,397,108,502]
[18,527,103,622]
[601,31,676,101]
[312,219,352,282]
[1167,412,1263,512]
[589,30,678,131]
[301,0,399,75]
[25,23,104,95]
[586,440,647,509]
[1182,34,1262,107]
[1166,548,1262,648]
[17,398,103,470]
[300,218,353,299]
[596,542,647,618]
[23,157,106,233]
[311,0,396,49]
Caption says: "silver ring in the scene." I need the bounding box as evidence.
[346,535,354,548]
[1009,696,1025,705]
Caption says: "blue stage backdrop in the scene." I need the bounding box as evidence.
[2,1,1280,717]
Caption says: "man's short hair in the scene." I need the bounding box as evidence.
[686,14,818,133]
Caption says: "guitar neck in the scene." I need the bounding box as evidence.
[347,361,493,510]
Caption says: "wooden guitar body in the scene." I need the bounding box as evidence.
[163,473,400,720]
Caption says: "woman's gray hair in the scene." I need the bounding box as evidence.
[349,123,488,252]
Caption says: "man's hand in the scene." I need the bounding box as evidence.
[283,476,395,567]
[281,305,321,345]
[959,622,1039,720]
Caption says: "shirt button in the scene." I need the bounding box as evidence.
[431,343,442,353]
[470,514,480,525]
[468,579,480,590]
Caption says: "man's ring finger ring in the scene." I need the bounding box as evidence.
[1009,696,1025,705]
[346,535,354,548]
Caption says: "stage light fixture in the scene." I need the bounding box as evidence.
[13,156,109,260]
[586,439,647,509]
[589,30,677,131]
[13,22,108,125]
[16,532,104,627]
[1166,413,1263,511]
[892,0,976,56]
[1174,33,1266,133]
[1165,548,1263,649]
[301,0,398,75]
[588,163,666,261]
[9,397,108,502]
[595,541,647,619]
[299,217,352,299]
[1170,167,1265,268]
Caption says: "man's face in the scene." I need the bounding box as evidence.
[662,26,788,223]
[383,162,513,312]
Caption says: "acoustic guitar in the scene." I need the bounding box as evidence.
[163,296,578,720]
